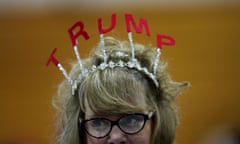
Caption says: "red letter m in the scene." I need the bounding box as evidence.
[125,13,150,36]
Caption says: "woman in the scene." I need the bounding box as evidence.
[53,37,188,144]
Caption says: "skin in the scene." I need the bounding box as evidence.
[84,103,152,144]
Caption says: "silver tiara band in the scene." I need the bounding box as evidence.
[71,59,158,95]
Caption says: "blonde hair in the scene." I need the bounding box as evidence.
[53,37,189,144]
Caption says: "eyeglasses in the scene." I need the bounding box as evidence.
[80,112,153,139]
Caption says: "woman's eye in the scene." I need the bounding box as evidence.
[89,119,109,128]
[121,115,143,126]
[126,117,137,123]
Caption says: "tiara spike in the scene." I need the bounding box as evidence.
[73,45,85,72]
[128,32,135,62]
[100,34,107,64]
[57,63,73,84]
[153,48,161,76]
[46,48,73,85]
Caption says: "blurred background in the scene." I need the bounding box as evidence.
[0,0,240,144]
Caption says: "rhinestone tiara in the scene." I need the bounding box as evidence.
[46,13,176,96]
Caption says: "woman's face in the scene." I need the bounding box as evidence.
[84,103,152,144]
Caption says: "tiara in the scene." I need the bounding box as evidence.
[46,13,176,96]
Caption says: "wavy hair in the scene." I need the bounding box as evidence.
[53,37,189,144]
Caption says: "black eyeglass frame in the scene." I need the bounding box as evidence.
[80,113,153,139]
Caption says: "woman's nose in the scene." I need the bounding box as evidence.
[107,126,127,144]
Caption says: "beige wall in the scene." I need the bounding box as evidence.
[0,5,240,144]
